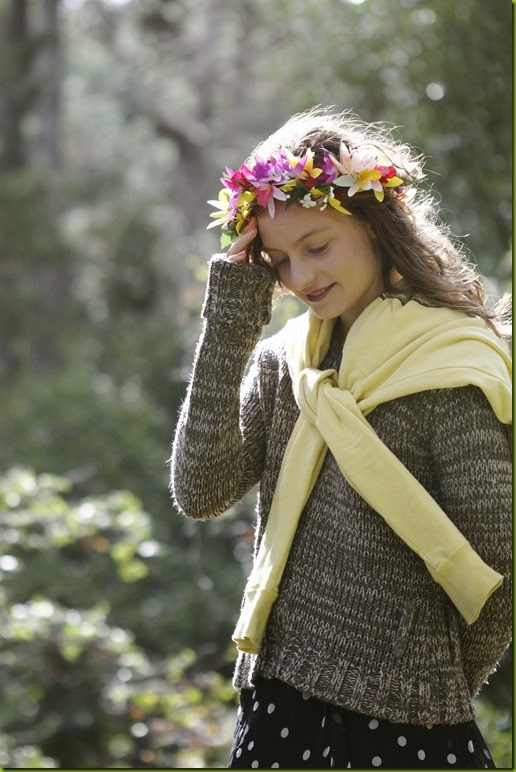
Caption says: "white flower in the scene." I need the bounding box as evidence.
[301,193,317,208]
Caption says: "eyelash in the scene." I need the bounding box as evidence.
[272,243,329,269]
[308,243,329,255]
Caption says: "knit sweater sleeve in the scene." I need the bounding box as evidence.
[170,255,276,520]
[429,385,512,697]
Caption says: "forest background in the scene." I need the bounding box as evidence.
[0,0,512,768]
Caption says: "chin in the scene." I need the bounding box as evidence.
[310,308,340,321]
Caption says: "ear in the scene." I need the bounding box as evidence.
[390,267,404,285]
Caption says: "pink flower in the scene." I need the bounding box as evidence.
[377,164,396,181]
[318,150,339,184]
[222,166,253,194]
[254,182,288,217]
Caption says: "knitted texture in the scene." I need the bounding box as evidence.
[171,256,512,725]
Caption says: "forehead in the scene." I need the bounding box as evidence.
[257,203,355,249]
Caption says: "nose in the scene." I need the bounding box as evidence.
[290,257,317,292]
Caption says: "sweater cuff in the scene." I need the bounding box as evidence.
[426,542,504,625]
[201,255,276,327]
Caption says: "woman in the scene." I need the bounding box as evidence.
[171,107,512,769]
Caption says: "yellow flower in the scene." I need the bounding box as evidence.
[235,206,251,235]
[207,189,232,229]
[327,196,352,215]
[236,190,257,209]
[287,149,323,183]
[383,175,404,188]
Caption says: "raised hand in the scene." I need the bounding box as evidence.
[225,217,258,264]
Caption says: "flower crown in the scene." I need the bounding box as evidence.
[208,144,405,247]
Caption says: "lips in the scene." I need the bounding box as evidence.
[305,284,334,302]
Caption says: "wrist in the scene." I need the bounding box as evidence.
[202,255,275,327]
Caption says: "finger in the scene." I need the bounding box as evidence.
[226,227,256,256]
[226,220,257,257]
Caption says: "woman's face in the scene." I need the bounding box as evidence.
[257,203,385,335]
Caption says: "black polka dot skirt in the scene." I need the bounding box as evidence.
[228,678,496,769]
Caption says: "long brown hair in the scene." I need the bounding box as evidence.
[247,107,510,338]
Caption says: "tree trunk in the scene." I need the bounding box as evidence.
[33,0,62,169]
[0,0,31,170]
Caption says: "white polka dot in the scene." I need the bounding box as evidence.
[330,759,335,768]
[483,749,491,758]
[280,727,289,738]
[271,765,279,769]
[252,689,256,698]
[251,762,259,769]
[397,735,407,747]
[243,723,249,735]
[323,746,330,758]
[253,700,259,711]
[235,748,242,758]
[302,690,311,700]
[248,740,255,751]
[468,740,474,753]
[267,703,276,714]
[302,750,311,761]
[372,757,382,767]
[425,722,433,729]
[321,716,326,728]
[368,718,379,730]
[347,764,351,769]
[447,754,457,764]
[418,750,426,760]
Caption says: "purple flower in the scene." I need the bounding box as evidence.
[318,150,339,184]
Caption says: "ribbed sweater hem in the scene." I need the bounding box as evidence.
[233,649,474,726]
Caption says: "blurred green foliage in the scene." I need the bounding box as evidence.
[0,0,511,767]
[0,469,238,768]
[474,698,513,770]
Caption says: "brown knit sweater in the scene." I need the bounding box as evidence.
[171,256,512,725]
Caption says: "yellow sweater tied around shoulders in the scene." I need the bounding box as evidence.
[232,296,512,655]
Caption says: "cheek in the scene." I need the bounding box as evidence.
[353,234,383,273]
[369,239,385,270]
[276,268,293,290]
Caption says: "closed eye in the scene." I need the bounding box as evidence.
[308,243,329,255]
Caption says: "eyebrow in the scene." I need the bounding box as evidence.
[263,226,330,253]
